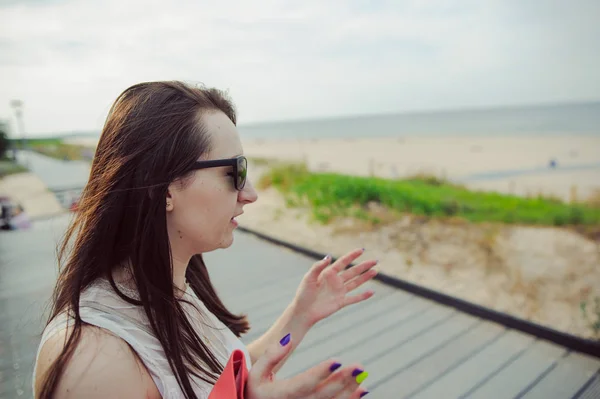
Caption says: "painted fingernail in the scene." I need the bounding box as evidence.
[352,369,364,377]
[360,392,370,398]
[323,254,331,261]
[279,333,291,346]
[355,371,369,384]
[329,362,342,372]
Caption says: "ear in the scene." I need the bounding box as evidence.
[166,189,174,212]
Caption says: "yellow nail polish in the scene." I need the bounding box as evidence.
[356,371,369,384]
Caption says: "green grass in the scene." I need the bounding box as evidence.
[259,162,600,227]
[9,137,63,148]
[31,142,90,161]
[0,159,28,178]
[247,156,273,166]
[8,137,92,161]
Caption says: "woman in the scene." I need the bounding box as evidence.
[33,81,378,398]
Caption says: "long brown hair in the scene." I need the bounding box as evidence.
[39,81,250,398]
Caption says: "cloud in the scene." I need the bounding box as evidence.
[0,0,598,135]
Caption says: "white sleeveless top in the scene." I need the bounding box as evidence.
[32,278,252,398]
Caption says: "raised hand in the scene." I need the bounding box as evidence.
[245,333,369,399]
[292,248,378,328]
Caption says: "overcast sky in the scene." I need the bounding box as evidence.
[1,0,599,136]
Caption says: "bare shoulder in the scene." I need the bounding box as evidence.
[35,324,160,399]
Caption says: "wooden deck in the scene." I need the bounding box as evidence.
[1,214,599,398]
[208,231,600,398]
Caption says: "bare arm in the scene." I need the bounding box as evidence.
[246,300,312,375]
[35,325,159,399]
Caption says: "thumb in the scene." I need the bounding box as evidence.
[251,333,293,381]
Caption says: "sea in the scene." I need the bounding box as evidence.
[237,101,600,140]
[59,100,600,141]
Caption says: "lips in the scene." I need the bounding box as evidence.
[231,212,243,227]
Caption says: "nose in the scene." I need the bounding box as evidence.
[239,179,258,204]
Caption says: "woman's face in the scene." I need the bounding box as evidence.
[166,111,258,257]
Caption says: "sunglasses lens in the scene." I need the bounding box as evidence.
[237,157,247,189]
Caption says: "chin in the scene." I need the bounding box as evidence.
[219,234,235,249]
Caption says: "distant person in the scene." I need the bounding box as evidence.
[10,204,31,230]
[33,81,376,399]
[0,200,30,230]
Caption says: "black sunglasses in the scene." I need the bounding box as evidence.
[191,155,247,191]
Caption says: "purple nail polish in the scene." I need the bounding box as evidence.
[352,368,364,377]
[279,333,291,346]
[329,362,342,372]
[360,392,369,397]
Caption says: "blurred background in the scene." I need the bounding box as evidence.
[1,0,599,396]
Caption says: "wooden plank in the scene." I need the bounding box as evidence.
[211,231,399,306]
[464,339,568,398]
[278,296,435,378]
[374,320,506,397]
[222,274,303,312]
[283,303,456,380]
[405,328,534,398]
[244,295,298,328]
[206,233,309,285]
[214,265,306,299]
[243,287,407,345]
[294,291,418,354]
[241,281,402,343]
[519,351,600,399]
[574,372,600,399]
[0,227,60,399]
[247,279,399,326]
[356,311,477,390]
[297,282,407,335]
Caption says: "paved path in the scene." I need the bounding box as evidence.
[15,151,90,192]
[1,215,599,398]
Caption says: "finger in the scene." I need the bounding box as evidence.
[343,290,375,307]
[337,388,370,399]
[308,254,333,278]
[251,333,294,381]
[275,358,344,398]
[339,260,378,283]
[332,248,365,272]
[344,268,378,292]
[318,365,369,399]
[353,388,370,399]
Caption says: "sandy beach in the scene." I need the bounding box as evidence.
[242,135,600,202]
[0,173,65,219]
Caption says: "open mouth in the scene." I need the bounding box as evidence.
[231,212,242,227]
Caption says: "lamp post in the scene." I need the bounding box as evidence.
[9,99,26,165]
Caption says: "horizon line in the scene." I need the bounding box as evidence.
[10,97,600,139]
